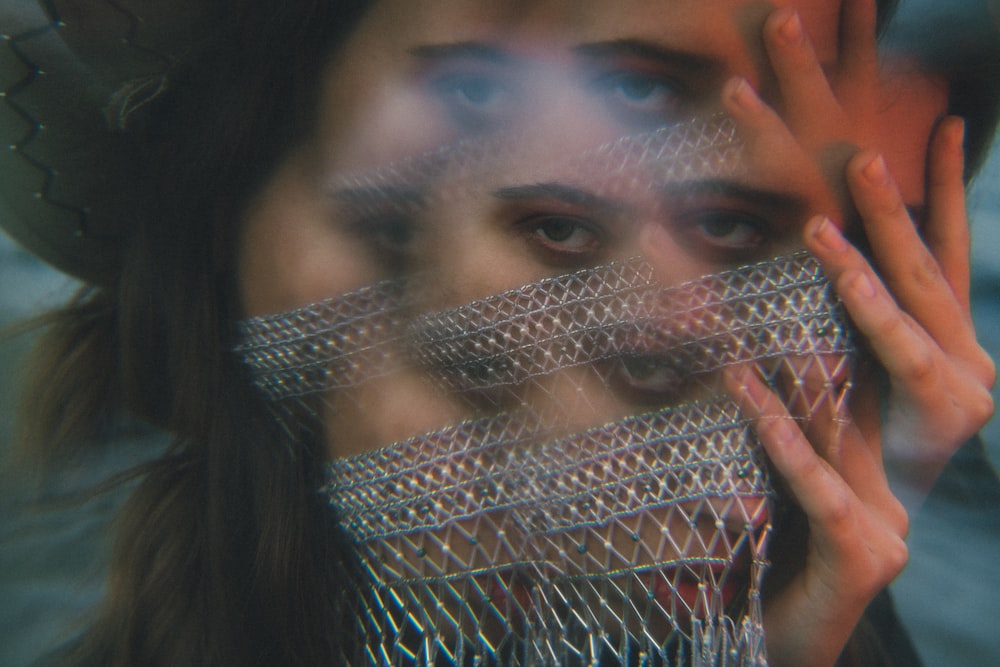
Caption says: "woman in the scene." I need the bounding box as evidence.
[0,0,993,664]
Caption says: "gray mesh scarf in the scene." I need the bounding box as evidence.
[235,115,856,666]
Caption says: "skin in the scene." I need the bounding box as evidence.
[714,2,994,663]
[238,0,852,317]
[237,0,853,453]
[748,1,994,500]
[236,0,995,664]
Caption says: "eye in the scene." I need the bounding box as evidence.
[349,212,421,271]
[431,72,513,128]
[611,354,685,403]
[452,76,502,106]
[697,213,764,246]
[592,71,682,121]
[671,209,770,263]
[365,215,417,251]
[522,215,605,256]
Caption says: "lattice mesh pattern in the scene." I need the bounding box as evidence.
[326,114,743,208]
[326,399,770,666]
[1,6,866,664]
[237,280,406,400]
[411,252,851,403]
[238,252,852,407]
[234,115,858,666]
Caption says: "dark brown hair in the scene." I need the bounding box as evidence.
[17,1,373,664]
[12,0,950,664]
[882,0,1000,179]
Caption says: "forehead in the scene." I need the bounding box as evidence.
[316,0,844,173]
[342,0,843,68]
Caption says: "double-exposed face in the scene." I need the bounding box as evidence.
[233,0,945,659]
[236,0,863,450]
[238,0,852,317]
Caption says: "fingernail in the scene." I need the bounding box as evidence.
[778,11,804,45]
[766,416,798,447]
[735,364,756,390]
[862,154,889,186]
[848,270,877,298]
[729,77,763,113]
[734,365,766,407]
[810,216,848,253]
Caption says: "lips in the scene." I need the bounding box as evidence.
[475,530,757,621]
[651,562,741,617]
[479,568,538,625]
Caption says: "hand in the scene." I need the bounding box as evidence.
[805,129,995,502]
[760,0,882,210]
[726,364,909,667]
[715,1,994,663]
[763,0,995,498]
[726,0,996,502]
[768,0,881,130]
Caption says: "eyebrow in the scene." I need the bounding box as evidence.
[574,39,718,75]
[661,179,808,215]
[330,184,427,211]
[409,41,518,65]
[492,182,629,215]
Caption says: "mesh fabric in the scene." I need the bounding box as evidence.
[234,115,857,665]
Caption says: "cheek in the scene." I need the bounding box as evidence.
[317,82,463,175]
[237,158,379,317]
[876,65,950,205]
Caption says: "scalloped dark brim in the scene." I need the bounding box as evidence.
[0,0,210,284]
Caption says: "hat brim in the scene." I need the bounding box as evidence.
[0,0,210,284]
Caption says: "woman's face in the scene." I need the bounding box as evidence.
[238,0,846,318]
[237,0,848,450]
[234,0,864,658]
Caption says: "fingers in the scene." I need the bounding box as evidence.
[804,213,996,468]
[762,8,842,139]
[805,215,942,383]
[761,1,879,155]
[839,150,984,357]
[766,353,852,428]
[923,116,972,314]
[727,360,909,537]
[727,366,840,518]
[721,77,841,219]
[725,366,895,518]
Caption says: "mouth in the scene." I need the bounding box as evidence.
[476,567,542,624]
[612,352,688,400]
[644,500,766,615]
[649,557,747,618]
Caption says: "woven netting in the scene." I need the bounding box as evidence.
[235,115,857,666]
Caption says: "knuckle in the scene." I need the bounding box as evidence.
[871,310,908,342]
[908,253,944,292]
[884,537,910,578]
[886,498,910,540]
[870,539,910,590]
[979,352,997,390]
[971,388,995,426]
[898,347,938,386]
[857,537,908,596]
[820,492,853,528]
[882,192,909,220]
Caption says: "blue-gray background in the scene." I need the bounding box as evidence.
[2,143,999,665]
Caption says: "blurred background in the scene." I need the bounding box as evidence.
[2,0,999,661]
